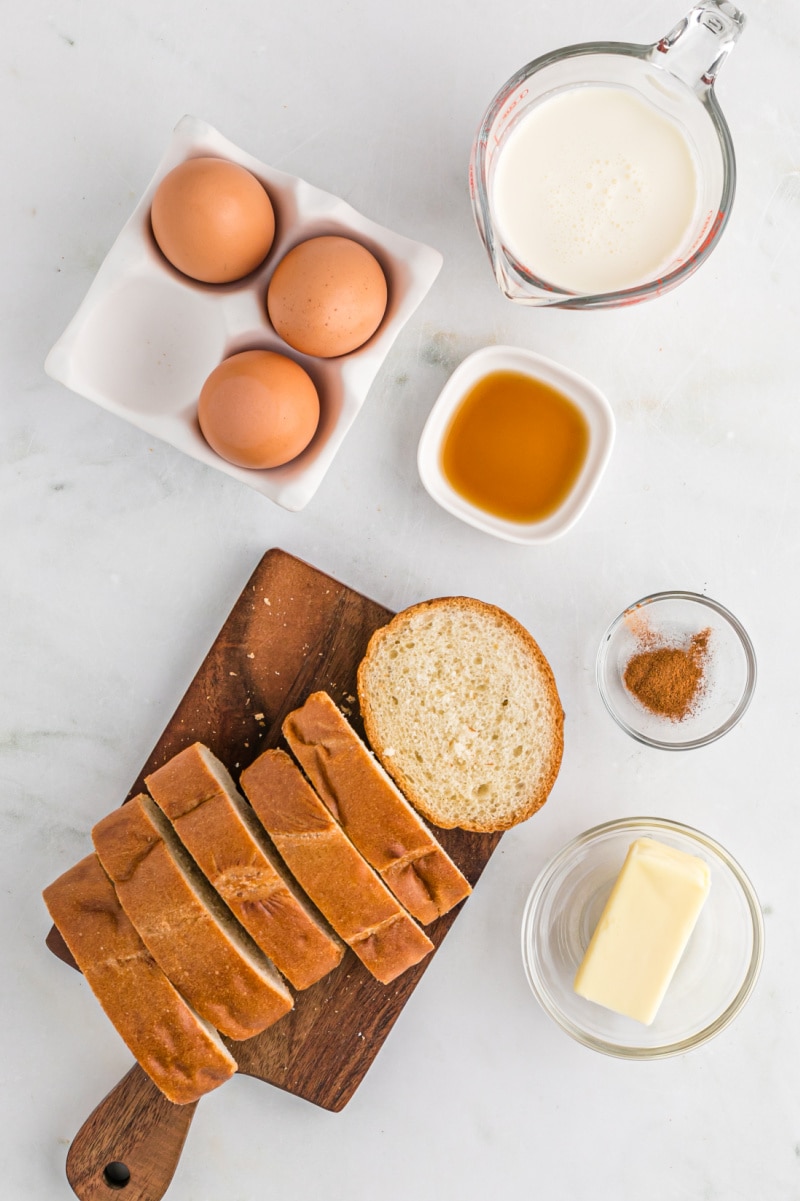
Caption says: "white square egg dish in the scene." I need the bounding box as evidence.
[45,115,443,511]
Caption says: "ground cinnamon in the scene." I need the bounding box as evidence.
[623,628,711,721]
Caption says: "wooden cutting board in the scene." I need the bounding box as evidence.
[48,549,502,1201]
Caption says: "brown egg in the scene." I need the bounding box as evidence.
[151,157,275,284]
[267,235,388,357]
[198,350,319,469]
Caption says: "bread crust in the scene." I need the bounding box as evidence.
[145,744,344,990]
[43,854,237,1104]
[92,795,293,1039]
[240,749,434,984]
[357,596,565,832]
[282,692,470,923]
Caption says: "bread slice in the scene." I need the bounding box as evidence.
[357,597,564,832]
[92,795,294,1040]
[43,854,237,1104]
[145,743,344,990]
[283,691,471,924]
[239,749,434,984]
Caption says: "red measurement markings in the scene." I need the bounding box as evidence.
[493,88,529,145]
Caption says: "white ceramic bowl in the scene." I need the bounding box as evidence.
[416,345,614,543]
[45,115,443,512]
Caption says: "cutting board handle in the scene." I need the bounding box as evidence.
[66,1064,197,1201]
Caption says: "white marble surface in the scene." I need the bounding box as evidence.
[3,0,798,1197]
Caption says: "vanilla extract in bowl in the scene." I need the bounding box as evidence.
[417,344,615,544]
[440,369,590,523]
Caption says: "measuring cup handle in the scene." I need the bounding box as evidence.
[653,0,746,92]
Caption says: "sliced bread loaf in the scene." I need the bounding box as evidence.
[282,691,471,924]
[145,743,344,990]
[43,854,237,1104]
[357,596,564,831]
[239,749,434,984]
[92,795,293,1040]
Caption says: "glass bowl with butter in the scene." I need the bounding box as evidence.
[417,345,614,544]
[521,817,763,1058]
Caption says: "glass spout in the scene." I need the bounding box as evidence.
[653,0,746,92]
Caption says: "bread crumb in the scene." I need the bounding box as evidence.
[254,713,265,721]
[264,598,271,606]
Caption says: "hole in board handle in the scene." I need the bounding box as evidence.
[103,1161,131,1190]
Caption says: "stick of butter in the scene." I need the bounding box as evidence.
[573,837,711,1025]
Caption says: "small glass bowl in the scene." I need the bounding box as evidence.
[521,817,764,1059]
[596,591,756,750]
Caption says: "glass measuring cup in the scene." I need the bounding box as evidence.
[469,1,745,308]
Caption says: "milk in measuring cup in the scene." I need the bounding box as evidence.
[491,86,700,294]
